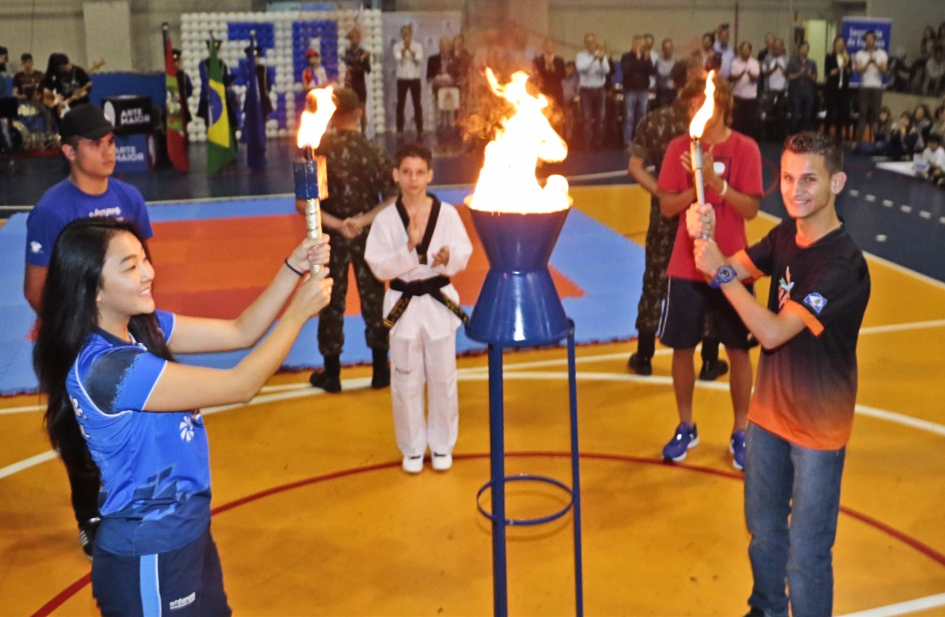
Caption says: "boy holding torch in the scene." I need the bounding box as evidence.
[688,131,870,617]
[655,73,763,469]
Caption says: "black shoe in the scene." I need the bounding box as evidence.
[78,517,100,560]
[627,353,652,376]
[309,370,341,393]
[698,358,729,381]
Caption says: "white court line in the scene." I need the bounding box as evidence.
[150,193,294,206]
[757,211,945,292]
[860,319,945,335]
[0,450,58,480]
[3,175,630,213]
[0,404,45,416]
[0,381,311,416]
[4,363,943,480]
[5,318,945,416]
[837,592,945,617]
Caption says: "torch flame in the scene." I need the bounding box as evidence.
[469,69,570,214]
[297,86,336,150]
[688,70,716,140]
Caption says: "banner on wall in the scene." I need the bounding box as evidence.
[841,17,892,86]
[381,12,462,134]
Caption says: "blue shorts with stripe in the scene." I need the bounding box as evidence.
[91,525,230,617]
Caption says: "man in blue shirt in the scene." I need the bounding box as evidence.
[23,103,153,558]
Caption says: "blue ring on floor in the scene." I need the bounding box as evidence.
[476,473,574,527]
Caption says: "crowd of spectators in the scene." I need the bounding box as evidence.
[3,17,945,182]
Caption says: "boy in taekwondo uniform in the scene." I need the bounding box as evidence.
[365,142,472,474]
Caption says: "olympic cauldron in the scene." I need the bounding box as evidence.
[464,70,584,617]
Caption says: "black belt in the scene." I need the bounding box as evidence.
[384,275,469,329]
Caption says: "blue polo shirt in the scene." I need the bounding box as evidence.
[26,178,153,267]
[66,311,212,556]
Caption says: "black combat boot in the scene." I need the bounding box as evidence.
[310,354,341,393]
[371,348,390,389]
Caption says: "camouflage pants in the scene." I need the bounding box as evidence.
[635,195,679,334]
[318,232,389,356]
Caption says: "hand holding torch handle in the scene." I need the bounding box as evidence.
[689,139,710,241]
[305,198,323,276]
[294,149,329,276]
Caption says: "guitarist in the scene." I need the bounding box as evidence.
[43,53,93,118]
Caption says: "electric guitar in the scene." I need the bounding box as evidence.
[44,59,106,116]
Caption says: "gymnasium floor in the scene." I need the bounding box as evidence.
[1,144,945,616]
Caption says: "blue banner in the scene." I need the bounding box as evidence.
[114,133,152,173]
[841,17,892,86]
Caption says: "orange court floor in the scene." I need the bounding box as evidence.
[2,184,945,616]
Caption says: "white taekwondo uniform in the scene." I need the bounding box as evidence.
[365,196,473,458]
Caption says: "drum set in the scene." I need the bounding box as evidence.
[1,98,59,153]
[13,101,58,151]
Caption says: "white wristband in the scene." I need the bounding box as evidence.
[719,179,729,199]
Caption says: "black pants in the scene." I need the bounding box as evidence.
[396,79,422,134]
[733,97,759,140]
[824,87,850,139]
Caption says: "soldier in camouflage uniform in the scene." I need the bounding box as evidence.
[626,61,727,380]
[301,88,399,392]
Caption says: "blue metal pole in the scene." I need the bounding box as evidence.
[488,343,508,617]
[567,322,585,616]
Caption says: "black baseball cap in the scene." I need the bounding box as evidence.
[60,104,114,140]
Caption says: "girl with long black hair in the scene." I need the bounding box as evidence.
[34,217,332,616]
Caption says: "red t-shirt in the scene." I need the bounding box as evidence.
[657,131,763,281]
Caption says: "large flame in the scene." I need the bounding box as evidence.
[469,69,570,214]
[297,85,336,149]
[689,70,716,140]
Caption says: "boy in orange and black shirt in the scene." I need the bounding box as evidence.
[688,132,870,617]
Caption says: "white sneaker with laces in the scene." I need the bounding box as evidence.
[402,455,424,474]
[432,452,453,471]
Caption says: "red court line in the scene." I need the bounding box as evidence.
[763,155,780,198]
[31,451,945,616]
[31,574,92,617]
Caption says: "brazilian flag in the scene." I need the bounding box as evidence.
[207,41,235,175]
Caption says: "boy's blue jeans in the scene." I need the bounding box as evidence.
[745,423,846,617]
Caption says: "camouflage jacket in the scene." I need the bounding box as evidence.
[314,130,397,219]
[629,100,689,170]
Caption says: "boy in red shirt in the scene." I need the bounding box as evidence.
[656,74,763,469]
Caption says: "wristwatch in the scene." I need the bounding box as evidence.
[709,265,737,288]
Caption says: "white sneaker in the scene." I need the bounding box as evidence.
[432,452,452,471]
[402,455,424,474]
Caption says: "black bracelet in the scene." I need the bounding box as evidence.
[284,259,305,277]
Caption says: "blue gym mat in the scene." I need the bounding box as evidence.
[0,188,644,395]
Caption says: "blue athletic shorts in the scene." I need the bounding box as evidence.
[658,277,753,350]
[91,525,231,617]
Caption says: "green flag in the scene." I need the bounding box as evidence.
[207,41,235,175]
